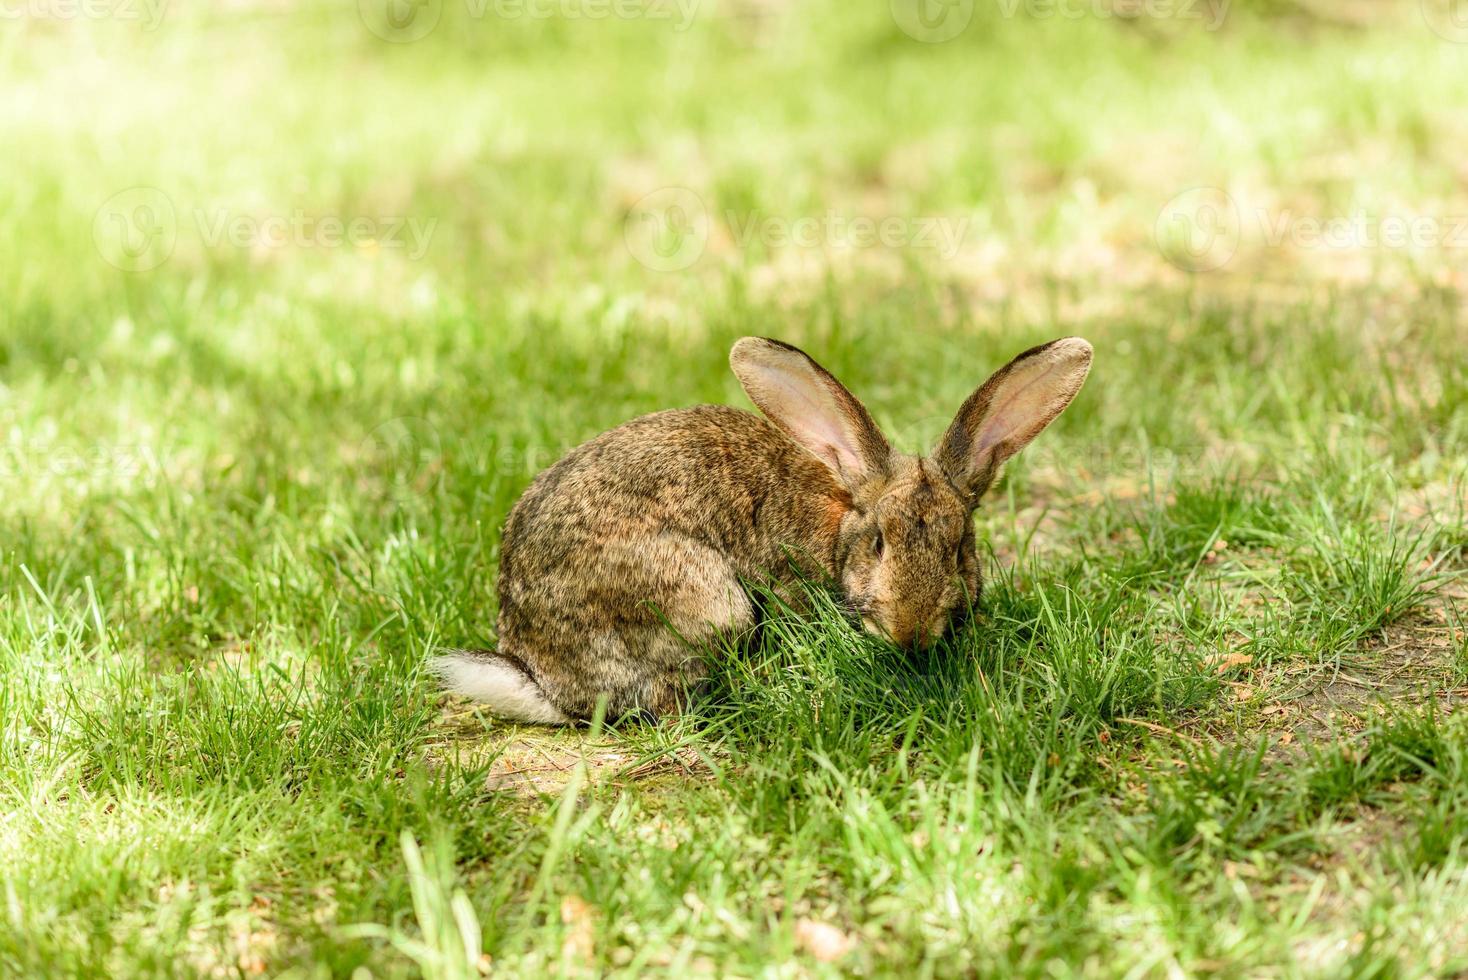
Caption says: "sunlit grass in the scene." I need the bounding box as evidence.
[2,0,1467,975]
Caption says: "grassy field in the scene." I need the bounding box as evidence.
[3,0,1468,975]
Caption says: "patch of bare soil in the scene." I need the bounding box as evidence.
[424,700,712,798]
[1288,578,1466,738]
[1203,572,1462,769]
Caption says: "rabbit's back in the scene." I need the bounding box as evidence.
[489,405,849,718]
[502,405,846,580]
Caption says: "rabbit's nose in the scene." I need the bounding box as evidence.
[888,620,923,648]
[864,612,908,646]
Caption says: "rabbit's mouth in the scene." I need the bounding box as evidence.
[857,611,904,645]
[836,595,871,629]
[846,598,913,646]
[859,607,941,650]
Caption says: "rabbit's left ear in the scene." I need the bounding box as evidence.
[731,337,890,489]
[934,337,1092,500]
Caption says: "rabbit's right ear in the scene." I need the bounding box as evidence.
[934,337,1092,502]
[730,337,890,489]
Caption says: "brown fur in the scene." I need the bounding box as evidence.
[442,336,1093,722]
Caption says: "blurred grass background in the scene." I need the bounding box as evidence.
[2,0,1468,975]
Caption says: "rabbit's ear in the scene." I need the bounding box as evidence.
[731,337,890,487]
[934,337,1092,500]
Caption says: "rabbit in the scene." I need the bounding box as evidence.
[432,335,1092,724]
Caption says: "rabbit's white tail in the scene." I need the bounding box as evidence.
[429,649,572,725]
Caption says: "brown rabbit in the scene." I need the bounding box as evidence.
[433,336,1092,723]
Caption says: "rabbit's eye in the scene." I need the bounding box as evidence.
[873,530,885,559]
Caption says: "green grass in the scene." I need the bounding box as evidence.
[3,0,1468,975]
